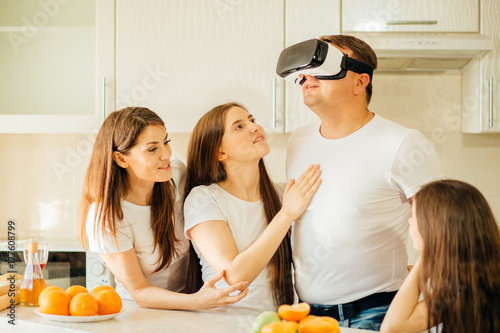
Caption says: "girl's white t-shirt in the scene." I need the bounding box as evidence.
[86,158,190,300]
[184,182,286,315]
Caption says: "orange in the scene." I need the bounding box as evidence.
[38,286,65,300]
[94,289,122,315]
[39,289,71,315]
[261,320,299,333]
[66,285,89,300]
[278,302,311,322]
[299,315,340,333]
[90,285,115,298]
[69,293,98,316]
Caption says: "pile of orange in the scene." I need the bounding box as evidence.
[38,285,122,316]
[255,302,340,333]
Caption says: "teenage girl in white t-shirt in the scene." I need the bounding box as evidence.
[183,102,321,313]
[381,180,500,333]
[78,107,248,310]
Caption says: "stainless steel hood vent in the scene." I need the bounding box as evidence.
[349,33,494,72]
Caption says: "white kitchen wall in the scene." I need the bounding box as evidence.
[1,73,500,264]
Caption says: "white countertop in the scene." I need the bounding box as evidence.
[0,300,374,333]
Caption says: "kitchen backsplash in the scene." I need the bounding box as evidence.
[1,74,500,263]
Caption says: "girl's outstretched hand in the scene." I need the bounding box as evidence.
[193,270,249,310]
[281,164,321,221]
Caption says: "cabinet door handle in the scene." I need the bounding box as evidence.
[102,77,106,122]
[489,77,494,128]
[272,77,277,129]
[386,20,438,25]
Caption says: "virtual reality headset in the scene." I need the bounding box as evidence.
[276,39,374,85]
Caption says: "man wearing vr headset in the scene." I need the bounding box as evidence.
[278,35,443,330]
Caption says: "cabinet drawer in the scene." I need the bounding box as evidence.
[342,0,479,33]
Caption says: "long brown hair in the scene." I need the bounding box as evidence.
[184,102,294,306]
[78,107,180,272]
[319,34,377,103]
[414,180,500,333]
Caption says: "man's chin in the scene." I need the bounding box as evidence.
[303,97,318,109]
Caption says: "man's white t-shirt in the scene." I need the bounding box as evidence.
[286,114,443,305]
[86,158,190,300]
[184,183,285,314]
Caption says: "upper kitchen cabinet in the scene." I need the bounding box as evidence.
[283,0,340,132]
[462,0,500,133]
[115,0,284,133]
[342,0,479,33]
[0,0,114,133]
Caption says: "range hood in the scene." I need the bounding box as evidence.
[349,33,493,73]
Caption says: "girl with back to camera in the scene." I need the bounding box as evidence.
[381,179,500,333]
[78,107,247,310]
[183,102,321,314]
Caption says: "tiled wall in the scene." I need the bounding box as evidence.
[1,74,499,263]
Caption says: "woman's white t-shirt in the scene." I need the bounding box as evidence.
[86,158,190,300]
[184,182,286,315]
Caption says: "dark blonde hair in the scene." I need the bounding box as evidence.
[414,180,500,333]
[319,34,378,103]
[78,107,180,272]
[184,102,294,306]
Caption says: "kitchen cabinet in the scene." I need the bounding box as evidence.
[115,0,284,133]
[342,0,479,33]
[283,0,341,132]
[462,0,500,133]
[0,0,335,134]
[116,0,340,134]
[0,0,115,133]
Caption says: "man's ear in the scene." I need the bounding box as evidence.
[113,151,128,168]
[353,73,370,96]
[218,150,228,162]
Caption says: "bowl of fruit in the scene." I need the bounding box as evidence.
[252,302,340,333]
[34,284,123,323]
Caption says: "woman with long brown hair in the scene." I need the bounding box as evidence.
[381,179,500,333]
[183,102,321,314]
[78,107,248,310]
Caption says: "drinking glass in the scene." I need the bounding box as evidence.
[23,241,49,270]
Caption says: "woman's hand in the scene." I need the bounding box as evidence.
[192,270,249,310]
[281,164,321,221]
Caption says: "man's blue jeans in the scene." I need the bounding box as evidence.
[310,303,390,331]
[338,304,389,331]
